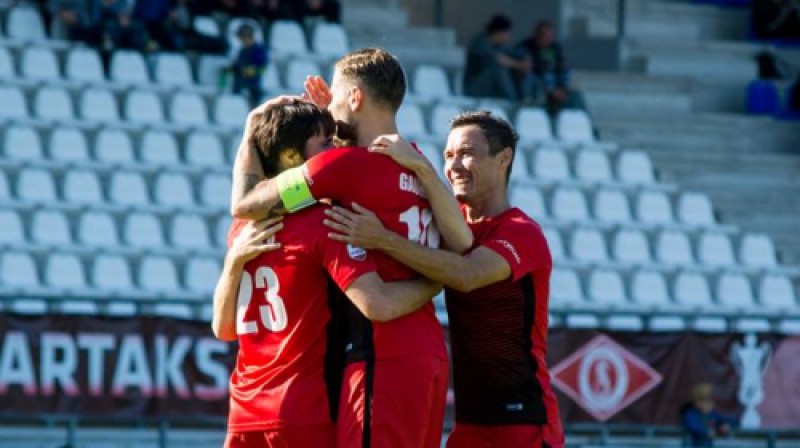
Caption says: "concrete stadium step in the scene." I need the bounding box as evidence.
[563,0,748,40]
[350,26,457,49]
[354,42,464,68]
[342,4,409,30]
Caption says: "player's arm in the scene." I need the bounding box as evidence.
[212,219,283,341]
[344,274,441,322]
[370,135,473,253]
[325,205,509,293]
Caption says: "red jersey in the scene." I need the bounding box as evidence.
[225,206,377,432]
[301,146,447,361]
[445,207,562,431]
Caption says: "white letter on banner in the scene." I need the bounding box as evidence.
[0,332,36,394]
[111,335,154,397]
[154,335,191,398]
[41,332,79,396]
[78,333,115,396]
[194,338,229,400]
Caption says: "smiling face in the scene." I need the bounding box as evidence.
[444,125,510,204]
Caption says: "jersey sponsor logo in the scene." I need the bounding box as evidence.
[496,239,521,264]
[505,402,525,412]
[399,173,425,198]
[347,244,367,261]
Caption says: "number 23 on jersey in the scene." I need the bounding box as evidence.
[236,267,288,335]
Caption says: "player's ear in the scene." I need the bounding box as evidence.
[277,147,304,171]
[498,147,513,171]
[349,85,363,112]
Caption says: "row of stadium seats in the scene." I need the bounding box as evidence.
[0,85,250,129]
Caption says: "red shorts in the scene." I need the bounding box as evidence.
[337,353,449,448]
[446,423,565,448]
[224,423,335,448]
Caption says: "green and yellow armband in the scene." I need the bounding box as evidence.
[276,166,316,213]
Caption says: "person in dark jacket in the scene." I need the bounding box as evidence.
[679,383,737,447]
[231,24,267,108]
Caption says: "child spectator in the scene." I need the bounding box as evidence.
[680,383,737,447]
[230,24,267,108]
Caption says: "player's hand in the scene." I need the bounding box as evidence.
[369,134,430,172]
[324,203,388,249]
[303,75,332,109]
[228,217,284,266]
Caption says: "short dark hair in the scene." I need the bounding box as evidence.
[450,110,519,184]
[486,14,512,34]
[249,101,335,177]
[335,48,406,112]
[237,24,255,39]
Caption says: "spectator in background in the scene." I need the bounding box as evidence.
[252,0,295,23]
[752,0,800,40]
[680,383,737,447]
[47,0,96,43]
[517,20,584,114]
[230,24,267,108]
[463,14,532,102]
[135,0,228,54]
[297,0,341,27]
[92,0,147,51]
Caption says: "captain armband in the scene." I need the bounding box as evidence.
[276,166,317,213]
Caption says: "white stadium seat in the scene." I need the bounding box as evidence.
[3,125,44,161]
[125,91,165,125]
[186,132,226,167]
[31,210,71,245]
[479,103,510,122]
[759,274,796,309]
[92,254,134,292]
[655,230,694,266]
[510,151,531,181]
[80,88,121,124]
[214,94,250,128]
[269,20,309,57]
[109,171,150,206]
[63,169,103,205]
[193,16,221,36]
[21,47,60,81]
[413,65,452,101]
[139,255,181,293]
[201,173,232,208]
[45,254,86,290]
[170,92,209,126]
[0,210,25,245]
[636,190,673,225]
[533,147,570,181]
[397,104,429,139]
[185,257,222,294]
[677,192,715,227]
[739,233,778,268]
[49,127,89,162]
[556,109,594,143]
[95,129,134,163]
[312,23,349,58]
[430,103,461,137]
[16,168,57,203]
[6,7,46,41]
[674,271,713,308]
[571,228,609,263]
[416,142,443,172]
[593,188,632,224]
[576,149,612,183]
[285,59,321,92]
[511,185,547,219]
[78,211,119,248]
[516,107,553,143]
[542,227,566,261]
[110,50,150,85]
[155,172,195,206]
[617,150,655,184]
[612,229,651,264]
[550,267,584,306]
[0,251,40,288]
[197,54,230,86]
[0,172,9,202]
[34,86,74,121]
[215,215,232,248]
[140,130,180,166]
[0,86,29,120]
[124,212,165,249]
[551,187,590,222]
[155,53,194,86]
[65,47,105,83]
[717,272,755,310]
[698,232,735,268]
[170,215,211,250]
[588,269,627,306]
[261,62,284,92]
[631,270,671,307]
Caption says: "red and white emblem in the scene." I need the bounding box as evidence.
[551,334,662,421]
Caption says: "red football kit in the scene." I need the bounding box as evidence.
[444,207,565,448]
[293,146,449,448]
[224,206,377,447]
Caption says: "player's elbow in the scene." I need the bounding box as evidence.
[359,301,396,323]
[211,320,237,342]
[231,201,255,220]
[449,272,482,293]
[448,234,474,255]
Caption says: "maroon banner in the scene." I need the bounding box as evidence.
[0,313,235,419]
